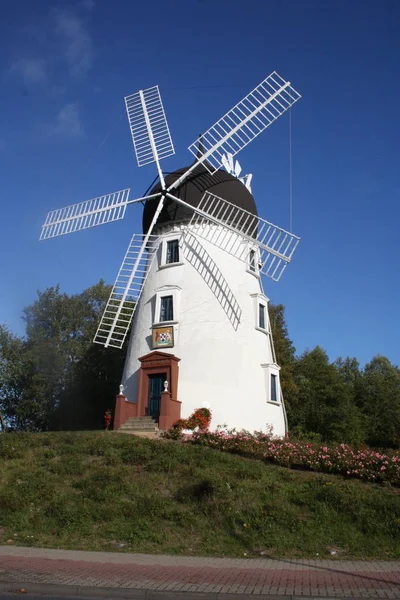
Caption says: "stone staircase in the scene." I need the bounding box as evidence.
[116,416,160,438]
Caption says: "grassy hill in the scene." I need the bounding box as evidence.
[0,431,399,559]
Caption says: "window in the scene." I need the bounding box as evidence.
[249,249,256,272]
[160,237,183,268]
[259,304,266,330]
[166,239,179,264]
[252,296,270,335]
[261,363,281,404]
[160,295,173,322]
[251,293,269,333]
[154,286,181,326]
[270,374,277,402]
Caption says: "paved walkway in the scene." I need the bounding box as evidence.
[0,546,399,599]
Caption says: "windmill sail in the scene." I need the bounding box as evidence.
[175,191,300,282]
[125,85,175,168]
[94,234,161,349]
[187,72,301,175]
[40,189,130,240]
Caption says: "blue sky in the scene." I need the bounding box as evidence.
[0,0,399,367]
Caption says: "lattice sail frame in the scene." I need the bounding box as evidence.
[188,72,301,174]
[40,189,130,240]
[125,85,175,168]
[183,191,300,282]
[94,234,161,349]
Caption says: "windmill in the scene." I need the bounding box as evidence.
[40,72,301,435]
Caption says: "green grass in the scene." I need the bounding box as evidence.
[0,431,399,559]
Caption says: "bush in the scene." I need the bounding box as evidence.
[163,408,211,440]
[190,430,400,486]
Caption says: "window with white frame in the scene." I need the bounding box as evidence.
[270,374,278,402]
[259,303,266,330]
[154,286,181,325]
[160,295,173,322]
[166,239,179,264]
[251,293,270,333]
[160,236,183,267]
[247,245,260,277]
[249,249,256,272]
[261,363,281,404]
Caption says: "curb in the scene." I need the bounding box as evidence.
[0,581,371,600]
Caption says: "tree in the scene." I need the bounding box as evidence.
[0,280,126,431]
[0,325,36,429]
[290,346,365,444]
[333,356,366,444]
[358,355,400,448]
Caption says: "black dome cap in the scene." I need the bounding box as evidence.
[142,162,257,234]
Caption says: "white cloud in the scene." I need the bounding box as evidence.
[10,58,47,84]
[9,6,94,88]
[54,8,93,77]
[47,103,84,138]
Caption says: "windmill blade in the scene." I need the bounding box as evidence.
[186,72,301,175]
[221,153,234,173]
[168,191,300,282]
[94,233,161,349]
[241,173,252,192]
[94,194,166,348]
[125,85,175,179]
[40,189,130,240]
[234,160,242,177]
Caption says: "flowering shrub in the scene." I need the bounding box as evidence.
[104,409,112,431]
[164,408,211,440]
[190,429,400,486]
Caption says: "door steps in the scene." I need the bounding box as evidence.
[116,416,160,439]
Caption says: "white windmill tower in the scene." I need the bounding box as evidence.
[40,72,301,435]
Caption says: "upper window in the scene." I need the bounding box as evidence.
[166,239,180,264]
[270,374,277,402]
[251,293,270,333]
[249,249,256,272]
[259,303,266,330]
[160,295,173,322]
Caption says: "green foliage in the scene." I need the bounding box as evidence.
[358,356,400,448]
[0,280,126,431]
[289,347,365,445]
[0,431,399,558]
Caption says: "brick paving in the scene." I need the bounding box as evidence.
[0,547,399,598]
